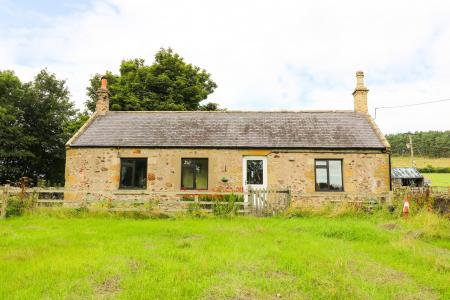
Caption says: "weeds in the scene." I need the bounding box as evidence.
[212,194,239,216]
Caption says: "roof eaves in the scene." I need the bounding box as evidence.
[68,145,387,151]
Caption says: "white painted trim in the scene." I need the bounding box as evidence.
[242,156,268,189]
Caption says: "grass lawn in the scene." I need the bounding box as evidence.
[422,173,450,187]
[0,213,449,299]
[391,156,450,168]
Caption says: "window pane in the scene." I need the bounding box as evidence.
[316,160,327,167]
[120,162,134,188]
[120,158,147,189]
[316,167,328,190]
[195,158,208,189]
[328,160,343,191]
[182,159,194,189]
[247,160,263,184]
[181,158,208,190]
[134,159,147,189]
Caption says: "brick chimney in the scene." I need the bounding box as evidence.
[352,71,369,114]
[95,76,110,115]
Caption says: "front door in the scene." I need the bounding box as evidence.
[243,156,267,203]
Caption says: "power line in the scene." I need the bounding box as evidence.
[374,98,450,119]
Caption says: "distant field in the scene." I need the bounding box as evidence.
[391,156,450,168]
[422,173,450,187]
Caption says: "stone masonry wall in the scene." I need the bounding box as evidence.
[64,147,390,208]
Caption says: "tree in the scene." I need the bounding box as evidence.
[0,71,34,182]
[0,69,80,185]
[86,48,219,112]
[386,131,450,158]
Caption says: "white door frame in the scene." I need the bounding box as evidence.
[242,156,268,203]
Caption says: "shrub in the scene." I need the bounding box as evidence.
[212,194,239,216]
[4,192,38,217]
[187,202,205,218]
[417,165,450,173]
[5,196,25,217]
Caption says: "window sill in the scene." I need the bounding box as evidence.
[114,189,149,195]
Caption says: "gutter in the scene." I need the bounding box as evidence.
[389,153,392,191]
[67,145,387,152]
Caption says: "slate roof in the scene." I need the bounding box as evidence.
[69,111,387,149]
[391,168,423,179]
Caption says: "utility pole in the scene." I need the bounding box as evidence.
[407,135,415,168]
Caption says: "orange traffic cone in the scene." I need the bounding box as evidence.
[403,194,410,218]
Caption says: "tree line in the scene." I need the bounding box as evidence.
[0,48,218,185]
[386,131,450,158]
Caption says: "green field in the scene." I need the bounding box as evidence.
[391,156,450,187]
[391,156,450,168]
[1,213,449,299]
[422,173,450,187]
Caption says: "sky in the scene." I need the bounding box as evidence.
[1,0,449,134]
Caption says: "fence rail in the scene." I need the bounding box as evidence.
[1,184,448,218]
[0,185,292,217]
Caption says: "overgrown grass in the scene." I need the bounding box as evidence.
[0,210,449,299]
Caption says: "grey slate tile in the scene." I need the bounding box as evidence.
[70,111,386,149]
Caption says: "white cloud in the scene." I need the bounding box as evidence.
[1,0,450,133]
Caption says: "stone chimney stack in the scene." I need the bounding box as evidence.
[352,71,369,114]
[95,76,110,115]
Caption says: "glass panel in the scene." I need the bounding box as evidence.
[120,158,147,189]
[247,160,264,185]
[134,159,147,189]
[120,161,134,188]
[195,158,208,189]
[315,160,327,167]
[181,159,194,189]
[328,160,343,191]
[181,158,208,189]
[315,167,328,190]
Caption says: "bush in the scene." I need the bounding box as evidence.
[198,194,244,202]
[187,202,205,218]
[390,188,450,217]
[4,192,38,217]
[417,165,450,173]
[212,194,239,216]
[5,196,25,217]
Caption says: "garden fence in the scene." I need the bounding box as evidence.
[0,185,291,217]
[1,184,448,218]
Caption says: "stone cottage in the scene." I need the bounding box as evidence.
[65,71,391,207]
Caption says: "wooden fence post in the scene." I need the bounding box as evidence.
[1,184,9,219]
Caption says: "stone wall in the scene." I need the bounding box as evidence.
[64,147,390,208]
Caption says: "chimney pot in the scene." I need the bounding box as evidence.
[101,76,107,89]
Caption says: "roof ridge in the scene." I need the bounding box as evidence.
[106,110,355,113]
